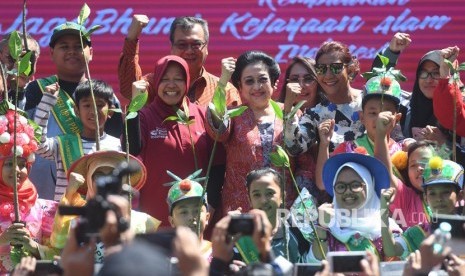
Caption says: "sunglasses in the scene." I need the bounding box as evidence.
[315,63,346,75]
[287,76,315,86]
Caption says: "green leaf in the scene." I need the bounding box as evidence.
[28,119,42,143]
[175,108,188,122]
[269,99,283,120]
[377,54,390,67]
[78,3,90,25]
[458,62,465,71]
[186,119,195,125]
[270,152,285,167]
[85,25,102,36]
[126,112,138,120]
[276,145,290,167]
[110,108,122,113]
[269,145,290,168]
[212,86,226,117]
[162,115,179,124]
[444,59,456,75]
[285,100,306,120]
[226,106,248,118]
[373,67,386,75]
[361,72,376,80]
[389,69,407,82]
[18,51,32,75]
[128,92,148,112]
[8,31,22,60]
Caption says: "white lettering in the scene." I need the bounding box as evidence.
[258,0,410,11]
[373,9,450,35]
[221,12,364,42]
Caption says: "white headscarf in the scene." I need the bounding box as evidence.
[329,162,399,243]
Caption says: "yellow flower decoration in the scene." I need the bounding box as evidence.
[391,150,408,170]
[429,156,443,170]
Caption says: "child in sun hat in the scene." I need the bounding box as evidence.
[311,152,402,262]
[166,171,212,261]
[381,156,463,259]
[49,150,160,263]
[0,108,59,273]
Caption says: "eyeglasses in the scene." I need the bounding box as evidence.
[334,181,366,194]
[315,63,346,75]
[172,41,207,51]
[287,76,315,86]
[242,77,270,86]
[419,71,440,80]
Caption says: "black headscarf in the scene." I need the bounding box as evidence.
[408,50,442,136]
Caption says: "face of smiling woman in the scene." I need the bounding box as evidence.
[239,61,274,111]
[333,167,368,210]
[157,62,187,106]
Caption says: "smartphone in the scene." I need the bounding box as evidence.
[327,251,366,273]
[135,230,176,253]
[34,260,63,275]
[430,214,465,257]
[228,214,254,236]
[293,263,323,276]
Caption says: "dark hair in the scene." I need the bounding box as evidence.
[399,140,437,192]
[74,79,114,106]
[424,183,461,197]
[361,95,400,111]
[169,16,209,44]
[231,51,281,90]
[315,41,360,81]
[278,56,320,103]
[245,167,283,191]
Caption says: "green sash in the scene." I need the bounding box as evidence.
[37,76,82,135]
[344,236,380,260]
[235,236,260,264]
[56,133,84,175]
[401,225,427,254]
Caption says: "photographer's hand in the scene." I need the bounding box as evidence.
[173,226,209,276]
[360,251,380,276]
[99,195,134,255]
[249,209,272,262]
[61,224,96,276]
[212,215,235,263]
[11,256,36,276]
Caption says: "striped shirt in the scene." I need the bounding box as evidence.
[34,93,121,201]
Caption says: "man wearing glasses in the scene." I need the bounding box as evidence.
[119,15,241,107]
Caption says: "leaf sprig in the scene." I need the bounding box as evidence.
[361,54,407,82]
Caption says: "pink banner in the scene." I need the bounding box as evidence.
[1,0,464,103]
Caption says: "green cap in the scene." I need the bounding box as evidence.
[422,157,464,189]
[363,74,402,106]
[167,179,206,213]
[49,22,91,47]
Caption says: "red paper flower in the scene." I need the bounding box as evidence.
[179,179,192,192]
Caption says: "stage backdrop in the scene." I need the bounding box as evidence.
[1,0,464,104]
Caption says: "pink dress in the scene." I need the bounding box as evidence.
[389,180,428,230]
[0,199,58,274]
[206,107,297,214]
